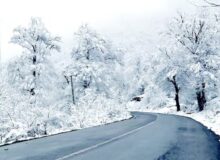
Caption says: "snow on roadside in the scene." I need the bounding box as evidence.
[0,98,131,146]
[127,100,220,136]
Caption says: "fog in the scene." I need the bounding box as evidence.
[0,0,199,62]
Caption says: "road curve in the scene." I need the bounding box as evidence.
[0,112,220,160]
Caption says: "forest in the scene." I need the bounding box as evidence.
[1,6,220,145]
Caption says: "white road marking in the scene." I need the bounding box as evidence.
[56,115,157,160]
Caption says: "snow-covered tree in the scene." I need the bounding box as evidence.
[129,58,146,99]
[10,17,61,107]
[166,12,220,111]
[156,50,179,111]
[64,24,123,103]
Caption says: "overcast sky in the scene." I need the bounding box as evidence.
[0,0,202,62]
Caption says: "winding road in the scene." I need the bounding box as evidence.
[0,112,220,160]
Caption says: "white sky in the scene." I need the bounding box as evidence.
[0,0,198,62]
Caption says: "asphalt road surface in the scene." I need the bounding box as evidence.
[0,112,220,160]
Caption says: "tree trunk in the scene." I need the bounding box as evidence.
[168,75,181,111]
[175,92,181,112]
[30,55,37,96]
[70,76,75,105]
[196,83,206,111]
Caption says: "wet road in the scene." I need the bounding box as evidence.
[0,112,220,160]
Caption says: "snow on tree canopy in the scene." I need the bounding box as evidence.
[73,24,118,62]
[11,18,61,53]
[64,24,124,103]
[10,17,61,106]
[159,12,220,111]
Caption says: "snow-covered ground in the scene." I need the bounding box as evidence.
[0,91,131,145]
[127,99,220,136]
[0,97,131,146]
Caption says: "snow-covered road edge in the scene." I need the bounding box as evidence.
[0,111,132,147]
[127,102,220,137]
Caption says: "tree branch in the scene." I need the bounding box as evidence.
[203,0,220,6]
[188,0,220,7]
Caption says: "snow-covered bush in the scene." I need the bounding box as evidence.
[71,89,130,129]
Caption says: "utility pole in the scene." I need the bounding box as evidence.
[70,76,75,105]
